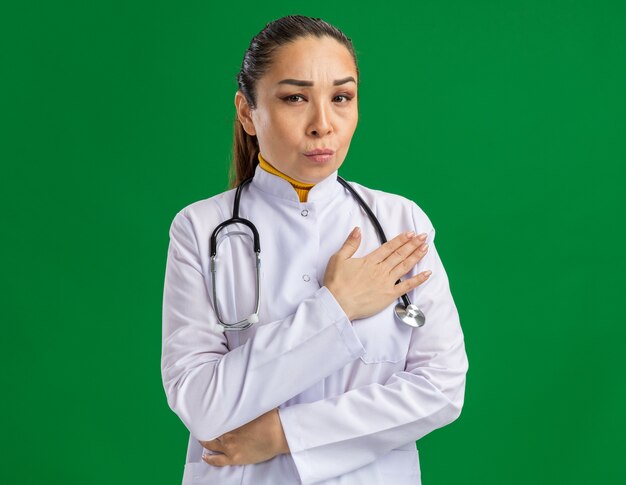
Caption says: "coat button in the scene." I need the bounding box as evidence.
[302,274,311,282]
[301,209,309,217]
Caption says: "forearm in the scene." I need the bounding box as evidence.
[163,287,366,442]
[278,347,467,484]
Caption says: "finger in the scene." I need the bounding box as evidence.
[382,234,428,270]
[389,242,429,281]
[202,452,229,467]
[200,439,225,453]
[335,226,361,260]
[393,270,432,298]
[368,231,426,265]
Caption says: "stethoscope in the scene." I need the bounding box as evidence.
[209,176,427,330]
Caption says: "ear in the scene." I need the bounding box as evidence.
[234,91,257,136]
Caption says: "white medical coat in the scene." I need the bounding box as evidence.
[161,164,468,484]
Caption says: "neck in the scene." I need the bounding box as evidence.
[257,153,314,202]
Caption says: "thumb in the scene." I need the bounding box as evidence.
[336,226,361,259]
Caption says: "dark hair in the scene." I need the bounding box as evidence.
[230,15,360,187]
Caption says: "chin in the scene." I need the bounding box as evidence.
[302,169,334,184]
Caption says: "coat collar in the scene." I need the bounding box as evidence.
[250,162,342,204]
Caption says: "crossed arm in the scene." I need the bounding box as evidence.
[162,209,467,484]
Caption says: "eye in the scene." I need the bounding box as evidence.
[282,94,306,103]
[334,94,354,103]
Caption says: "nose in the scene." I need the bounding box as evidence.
[307,101,333,137]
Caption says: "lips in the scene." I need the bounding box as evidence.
[304,148,335,156]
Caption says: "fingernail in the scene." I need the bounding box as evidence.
[418,233,427,241]
[407,231,416,238]
[420,243,429,252]
[424,270,432,277]
[353,227,361,238]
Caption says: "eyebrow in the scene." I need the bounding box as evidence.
[277,76,357,87]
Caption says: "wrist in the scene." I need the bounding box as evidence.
[324,285,354,321]
[273,409,290,455]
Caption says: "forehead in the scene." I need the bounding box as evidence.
[263,35,357,83]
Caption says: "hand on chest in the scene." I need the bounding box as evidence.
[211,198,415,366]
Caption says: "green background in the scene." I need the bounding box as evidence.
[2,1,625,483]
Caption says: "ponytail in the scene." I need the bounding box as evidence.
[229,115,259,188]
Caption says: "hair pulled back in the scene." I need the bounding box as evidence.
[230,15,359,187]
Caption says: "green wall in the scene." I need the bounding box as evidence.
[2,1,624,483]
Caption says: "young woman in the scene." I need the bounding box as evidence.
[161,15,468,485]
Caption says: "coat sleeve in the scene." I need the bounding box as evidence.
[161,209,366,442]
[277,205,469,484]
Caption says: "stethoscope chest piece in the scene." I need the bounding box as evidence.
[394,303,426,328]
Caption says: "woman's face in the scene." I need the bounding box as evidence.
[235,35,359,184]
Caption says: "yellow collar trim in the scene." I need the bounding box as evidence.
[257,153,314,202]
